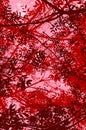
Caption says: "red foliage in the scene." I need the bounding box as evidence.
[0,0,86,129]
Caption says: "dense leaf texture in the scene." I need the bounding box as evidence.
[0,0,86,129]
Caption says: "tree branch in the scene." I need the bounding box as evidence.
[42,0,86,14]
[0,0,86,27]
[0,14,59,27]
[42,0,62,12]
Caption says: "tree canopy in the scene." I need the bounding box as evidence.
[0,0,86,129]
